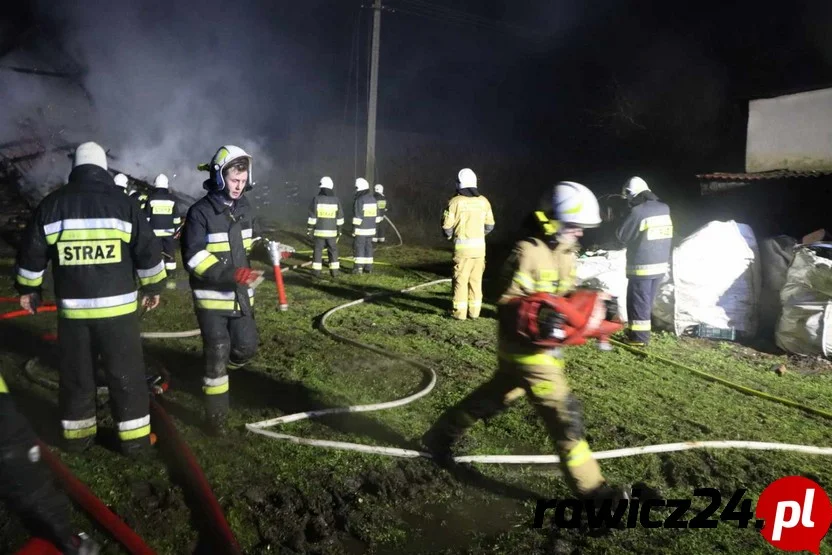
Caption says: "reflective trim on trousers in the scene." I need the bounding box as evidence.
[626,263,668,276]
[565,440,594,467]
[203,375,229,395]
[117,415,151,441]
[354,228,376,236]
[313,230,338,237]
[62,418,97,439]
[629,320,651,331]
[354,257,373,264]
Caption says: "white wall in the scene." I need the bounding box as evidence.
[746,87,832,172]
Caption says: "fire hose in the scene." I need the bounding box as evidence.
[2,304,240,554]
[246,278,832,463]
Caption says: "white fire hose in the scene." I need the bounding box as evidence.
[246,279,832,463]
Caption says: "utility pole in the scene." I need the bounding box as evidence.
[365,0,382,184]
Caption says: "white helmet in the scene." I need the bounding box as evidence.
[355,178,369,191]
[552,181,601,228]
[319,176,334,189]
[374,184,383,194]
[622,176,650,199]
[200,145,253,192]
[74,142,108,171]
[114,173,128,188]
[457,168,477,189]
[154,173,169,189]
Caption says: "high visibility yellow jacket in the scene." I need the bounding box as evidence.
[496,236,578,355]
[441,191,495,257]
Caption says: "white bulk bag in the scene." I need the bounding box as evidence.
[775,245,832,356]
[575,249,629,321]
[653,221,761,336]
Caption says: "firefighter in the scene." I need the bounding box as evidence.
[351,178,377,274]
[145,173,182,282]
[0,373,101,554]
[182,145,264,436]
[307,176,343,278]
[423,182,631,502]
[14,142,165,458]
[113,173,129,193]
[442,168,495,320]
[372,183,388,244]
[616,176,673,346]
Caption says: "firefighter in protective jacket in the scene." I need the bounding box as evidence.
[14,142,165,457]
[0,373,100,554]
[424,182,630,502]
[373,184,388,243]
[616,176,673,346]
[182,145,264,435]
[307,176,343,277]
[442,168,495,320]
[352,178,377,274]
[145,173,181,281]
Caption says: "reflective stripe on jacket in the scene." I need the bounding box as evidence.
[616,193,673,277]
[181,192,259,315]
[14,165,166,319]
[442,193,495,257]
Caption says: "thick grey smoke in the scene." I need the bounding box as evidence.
[0,0,344,218]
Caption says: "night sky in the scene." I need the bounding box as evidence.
[2,0,831,229]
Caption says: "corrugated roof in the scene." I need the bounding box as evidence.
[697,169,832,181]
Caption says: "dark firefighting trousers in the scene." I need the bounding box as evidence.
[1,396,75,550]
[58,313,151,455]
[353,235,374,272]
[312,238,340,273]
[626,276,662,344]
[424,348,605,497]
[373,222,386,243]
[160,236,178,276]
[196,310,258,419]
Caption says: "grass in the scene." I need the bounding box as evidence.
[0,234,830,554]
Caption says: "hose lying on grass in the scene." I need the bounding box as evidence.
[246,278,832,463]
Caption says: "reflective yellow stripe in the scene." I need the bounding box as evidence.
[626,263,668,276]
[194,254,220,276]
[203,383,229,395]
[196,299,236,310]
[0,376,8,393]
[355,228,376,236]
[352,217,362,225]
[513,272,534,290]
[534,281,556,293]
[138,269,167,287]
[206,242,231,253]
[56,229,132,242]
[639,214,673,231]
[64,426,97,439]
[566,440,593,467]
[227,361,245,370]
[118,424,150,441]
[16,275,43,287]
[498,352,564,368]
[60,301,138,319]
[530,380,556,397]
[630,320,651,331]
[314,230,338,237]
[243,238,253,250]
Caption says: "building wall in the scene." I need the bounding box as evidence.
[746,87,832,172]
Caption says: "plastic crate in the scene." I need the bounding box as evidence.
[695,324,736,341]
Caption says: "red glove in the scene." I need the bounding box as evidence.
[234,268,265,288]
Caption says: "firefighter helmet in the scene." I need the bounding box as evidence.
[622,176,650,200]
[320,176,334,189]
[199,145,253,192]
[457,168,477,189]
[114,173,128,188]
[355,178,369,191]
[74,142,108,171]
[534,181,602,237]
[154,173,169,189]
[374,184,383,194]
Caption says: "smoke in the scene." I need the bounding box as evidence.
[0,0,346,217]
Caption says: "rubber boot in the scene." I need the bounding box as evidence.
[354,267,364,275]
[330,270,340,278]
[207,413,228,437]
[312,270,321,278]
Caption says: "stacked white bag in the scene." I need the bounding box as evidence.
[775,244,832,356]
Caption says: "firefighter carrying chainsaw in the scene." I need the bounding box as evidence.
[423,181,640,503]
[144,173,182,286]
[183,145,264,436]
[307,176,344,277]
[14,142,166,458]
